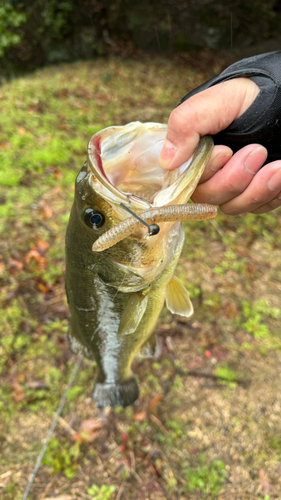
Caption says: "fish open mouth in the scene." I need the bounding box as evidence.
[88,122,213,210]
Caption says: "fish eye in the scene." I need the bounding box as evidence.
[84,208,105,229]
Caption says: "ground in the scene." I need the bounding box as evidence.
[1,54,281,500]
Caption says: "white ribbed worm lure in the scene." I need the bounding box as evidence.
[92,203,217,252]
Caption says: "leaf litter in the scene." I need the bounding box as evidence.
[0,54,281,499]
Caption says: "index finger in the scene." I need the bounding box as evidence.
[158,78,260,171]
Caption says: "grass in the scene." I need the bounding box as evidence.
[1,54,281,499]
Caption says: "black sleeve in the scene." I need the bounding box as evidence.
[179,51,281,164]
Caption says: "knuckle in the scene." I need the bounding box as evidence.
[224,178,241,196]
[168,103,193,135]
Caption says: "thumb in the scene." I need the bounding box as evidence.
[158,77,260,170]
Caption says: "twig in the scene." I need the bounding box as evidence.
[130,469,143,486]
[149,414,168,435]
[38,475,57,500]
[57,416,76,437]
[219,492,261,499]
[116,480,125,500]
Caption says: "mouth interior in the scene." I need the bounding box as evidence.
[96,126,193,205]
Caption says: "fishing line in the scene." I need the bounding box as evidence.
[120,203,160,236]
[110,202,159,299]
[22,355,83,500]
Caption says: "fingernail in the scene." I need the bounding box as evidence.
[158,139,177,169]
[268,169,281,191]
[244,146,267,174]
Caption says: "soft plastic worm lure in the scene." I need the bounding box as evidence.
[92,203,217,252]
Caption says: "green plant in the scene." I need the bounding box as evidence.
[242,300,281,338]
[42,437,80,478]
[87,484,116,499]
[183,458,226,497]
[0,1,26,57]
[215,364,238,384]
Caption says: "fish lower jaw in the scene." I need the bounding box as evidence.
[93,376,139,408]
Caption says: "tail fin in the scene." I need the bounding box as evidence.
[93,377,139,408]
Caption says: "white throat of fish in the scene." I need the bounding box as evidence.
[88,122,212,211]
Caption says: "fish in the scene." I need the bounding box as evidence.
[65,121,216,408]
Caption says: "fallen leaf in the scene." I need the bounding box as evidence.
[133,412,146,422]
[60,123,68,131]
[44,496,74,500]
[39,203,52,219]
[0,262,5,274]
[73,429,101,443]
[37,282,51,294]
[259,469,270,495]
[80,418,104,432]
[8,259,23,274]
[0,470,12,489]
[18,126,27,134]
[0,471,12,479]
[35,237,49,253]
[25,250,46,269]
[149,394,163,410]
[73,418,104,443]
[51,167,63,179]
[12,382,25,403]
[0,476,11,488]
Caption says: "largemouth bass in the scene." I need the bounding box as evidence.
[65,122,216,408]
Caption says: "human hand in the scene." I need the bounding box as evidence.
[159,78,281,214]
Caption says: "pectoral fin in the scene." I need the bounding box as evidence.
[118,293,148,336]
[166,276,193,317]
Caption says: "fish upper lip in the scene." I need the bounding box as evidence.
[88,123,212,210]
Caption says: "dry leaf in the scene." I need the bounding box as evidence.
[51,167,63,179]
[133,412,146,422]
[12,383,25,403]
[35,237,49,253]
[259,469,270,495]
[39,203,52,219]
[73,418,104,443]
[80,418,104,432]
[18,126,27,134]
[73,429,100,443]
[149,394,163,410]
[25,250,46,269]
[37,282,50,294]
[8,259,24,274]
[44,496,74,500]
